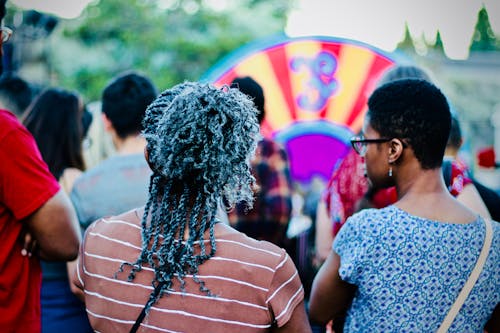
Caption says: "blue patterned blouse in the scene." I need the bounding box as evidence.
[333,205,499,333]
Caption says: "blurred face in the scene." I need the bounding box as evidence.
[360,118,393,189]
[0,24,12,69]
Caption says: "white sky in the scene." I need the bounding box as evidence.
[286,0,500,59]
[10,0,500,60]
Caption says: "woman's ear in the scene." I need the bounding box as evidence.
[144,146,155,171]
[388,138,404,164]
[101,113,113,132]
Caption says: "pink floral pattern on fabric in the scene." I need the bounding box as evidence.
[448,159,472,197]
[322,149,369,236]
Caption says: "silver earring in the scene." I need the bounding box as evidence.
[388,166,393,177]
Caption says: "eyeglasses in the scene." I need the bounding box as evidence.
[0,26,13,43]
[350,135,391,156]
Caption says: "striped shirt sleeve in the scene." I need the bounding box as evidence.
[266,250,304,327]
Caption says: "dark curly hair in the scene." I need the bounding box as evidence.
[101,71,157,139]
[119,81,260,313]
[230,76,265,124]
[367,78,451,169]
[0,74,33,117]
[447,114,462,150]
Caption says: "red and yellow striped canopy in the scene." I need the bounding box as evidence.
[202,35,400,184]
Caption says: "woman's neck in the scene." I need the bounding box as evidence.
[113,135,146,155]
[395,167,447,199]
[394,166,477,224]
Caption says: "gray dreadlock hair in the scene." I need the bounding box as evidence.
[119,81,261,312]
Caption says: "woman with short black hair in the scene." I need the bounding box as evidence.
[309,78,499,332]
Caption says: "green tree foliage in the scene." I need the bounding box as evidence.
[54,0,293,100]
[470,6,498,52]
[431,30,444,53]
[396,23,415,52]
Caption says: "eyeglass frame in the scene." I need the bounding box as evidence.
[350,135,392,156]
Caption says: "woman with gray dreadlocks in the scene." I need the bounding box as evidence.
[73,81,311,333]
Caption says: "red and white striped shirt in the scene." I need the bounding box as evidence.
[76,209,304,332]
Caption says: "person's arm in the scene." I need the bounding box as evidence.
[67,258,84,301]
[58,168,86,298]
[0,120,80,261]
[308,250,356,326]
[456,183,491,219]
[267,250,309,331]
[24,189,80,261]
[70,232,87,302]
[314,200,333,265]
[271,300,312,333]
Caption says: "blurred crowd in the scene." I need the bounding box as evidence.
[1,0,498,332]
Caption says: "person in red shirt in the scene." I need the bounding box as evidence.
[0,2,81,331]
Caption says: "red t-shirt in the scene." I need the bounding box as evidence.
[0,109,60,332]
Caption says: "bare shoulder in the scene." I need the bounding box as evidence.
[63,167,83,179]
[456,183,492,220]
[60,168,83,193]
[398,195,478,224]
